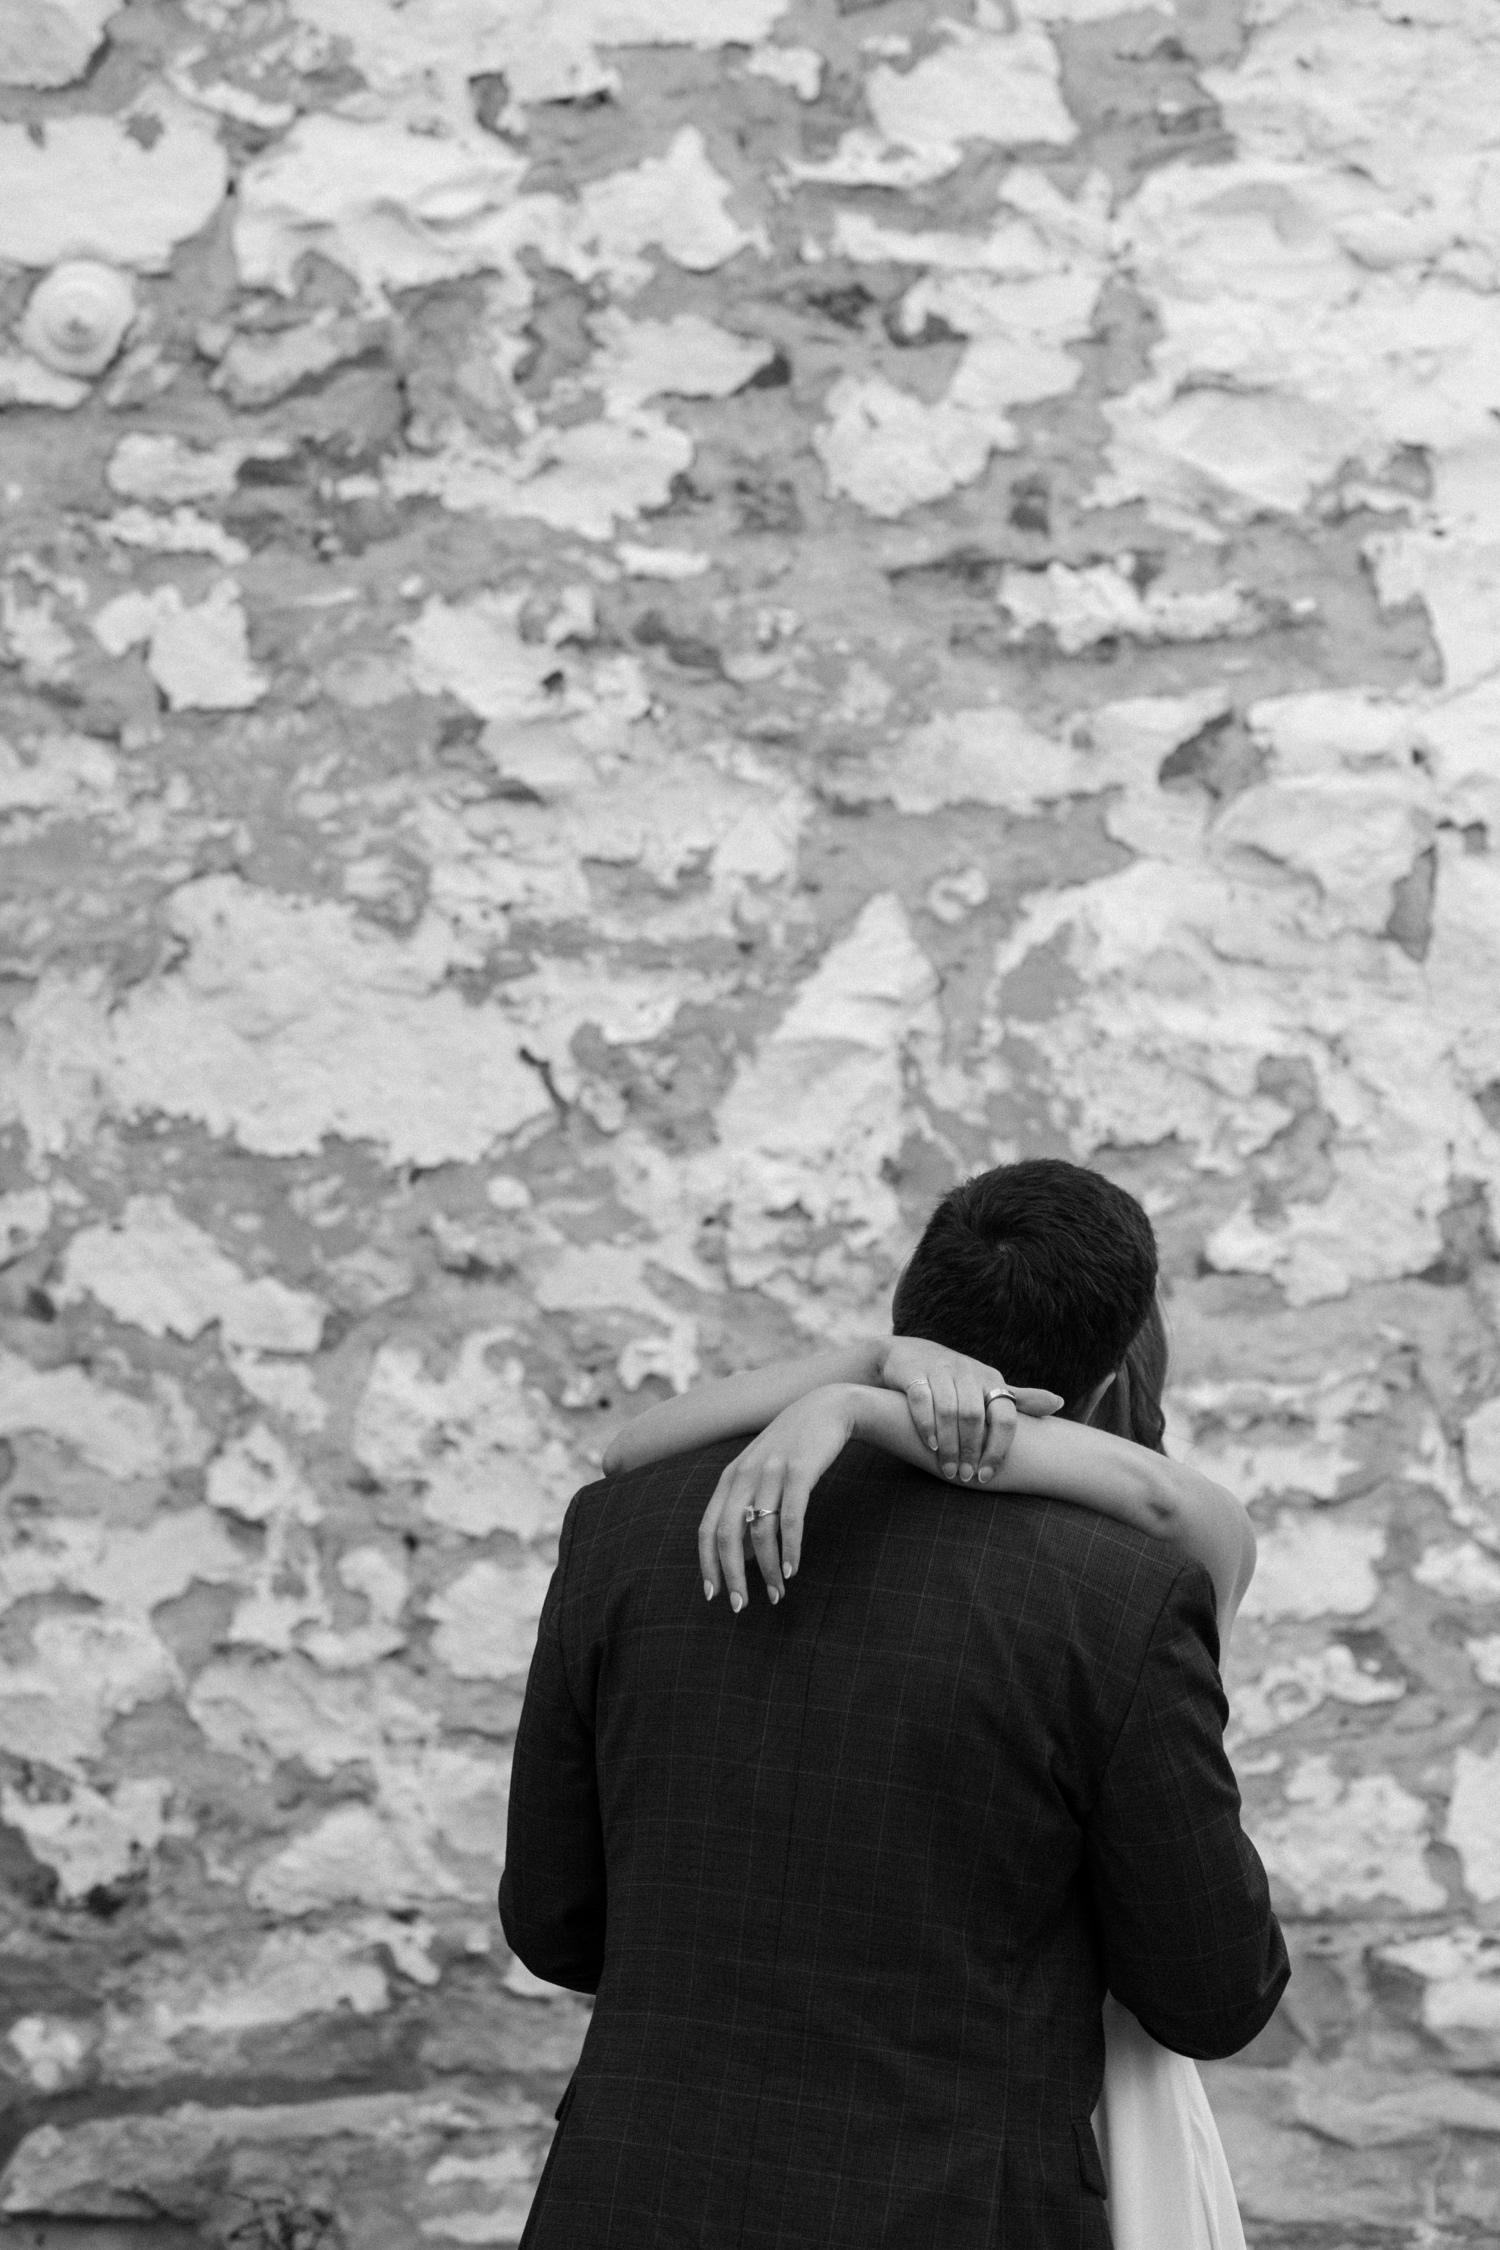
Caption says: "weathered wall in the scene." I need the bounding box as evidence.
[1,0,1498,2242]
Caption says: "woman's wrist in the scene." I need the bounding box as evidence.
[840,1383,939,1472]
[858,1336,893,1386]
[817,1382,865,1441]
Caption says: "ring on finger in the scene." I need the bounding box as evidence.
[744,1504,782,1523]
[983,1385,1015,1407]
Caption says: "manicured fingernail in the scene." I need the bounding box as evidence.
[927,1437,939,1451]
[784,1562,796,1579]
[730,1592,744,1613]
[768,1587,780,1606]
[942,1463,956,1479]
[704,1580,715,1601]
[978,1467,993,1484]
[958,1464,974,1483]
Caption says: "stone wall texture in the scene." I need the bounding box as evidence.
[1,0,1499,2243]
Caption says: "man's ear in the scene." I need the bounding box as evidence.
[1066,1369,1118,1425]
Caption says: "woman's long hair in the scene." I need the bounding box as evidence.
[1090,1294,1168,1454]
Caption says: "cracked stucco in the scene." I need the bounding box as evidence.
[1,0,1499,2242]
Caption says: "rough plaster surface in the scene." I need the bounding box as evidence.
[0,1,1498,2244]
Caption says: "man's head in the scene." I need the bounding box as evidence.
[890,1158,1158,1414]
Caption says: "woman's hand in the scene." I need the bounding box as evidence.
[877,1338,1063,1484]
[694,1353,1065,1614]
[697,1386,859,1612]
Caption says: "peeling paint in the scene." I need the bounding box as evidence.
[98,1924,396,2073]
[999,562,1260,653]
[6,2017,92,2095]
[3,1778,174,1901]
[1463,1394,1500,1507]
[1445,1743,1500,1905]
[1229,1644,1404,1745]
[705,894,939,1301]
[427,1556,553,1680]
[207,1422,323,1526]
[239,118,758,309]
[1256,1756,1445,1914]
[1379,1926,1500,2065]
[94,579,268,711]
[292,0,790,113]
[46,874,558,1164]
[3,0,1499,2234]
[0,0,113,90]
[796,18,1074,185]
[0,1352,210,1478]
[0,96,225,270]
[62,1196,325,1353]
[1237,1514,1386,1623]
[354,1332,575,1539]
[1414,1541,1500,1603]
[247,1803,469,1916]
[1,2087,551,2230]
[0,1613,181,1770]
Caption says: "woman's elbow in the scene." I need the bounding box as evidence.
[1137,1458,1180,1534]
[601,1429,640,1476]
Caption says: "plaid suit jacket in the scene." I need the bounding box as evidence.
[500,1439,1288,2250]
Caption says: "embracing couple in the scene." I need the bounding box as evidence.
[501,1158,1288,2248]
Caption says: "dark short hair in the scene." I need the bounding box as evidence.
[890,1158,1158,1410]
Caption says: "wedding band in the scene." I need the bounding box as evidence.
[745,1505,781,1523]
[983,1386,1015,1406]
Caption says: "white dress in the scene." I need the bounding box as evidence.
[1091,1997,1246,2250]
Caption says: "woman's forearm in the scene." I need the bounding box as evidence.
[602,1342,884,1474]
[842,1386,1255,1641]
[999,1416,1255,1637]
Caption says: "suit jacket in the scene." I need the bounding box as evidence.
[500,1439,1288,2250]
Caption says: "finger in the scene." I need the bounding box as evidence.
[1012,1386,1064,1417]
[749,1458,786,1603]
[704,1466,749,1598]
[978,1392,1019,1482]
[751,1515,784,1602]
[955,1377,987,1480]
[699,1473,734,1600]
[779,1467,812,1581]
[905,1375,940,1453]
[935,1370,962,1478]
[714,1473,753,1615]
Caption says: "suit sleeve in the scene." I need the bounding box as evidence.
[1086,1558,1290,2060]
[498,1496,606,1994]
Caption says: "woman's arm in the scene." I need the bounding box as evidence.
[850,1389,1255,1639]
[700,1384,1256,1645]
[605,1338,1063,1479]
[601,1343,884,1475]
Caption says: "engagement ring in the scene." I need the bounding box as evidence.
[745,1505,781,1523]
